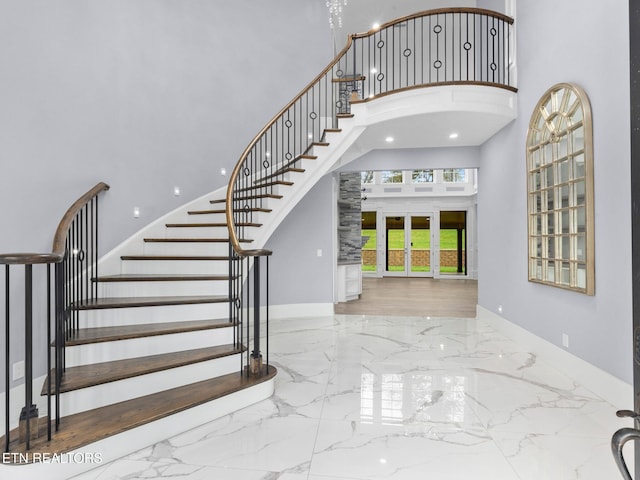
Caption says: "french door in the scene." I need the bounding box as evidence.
[383,214,433,277]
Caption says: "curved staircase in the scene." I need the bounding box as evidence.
[0,8,517,479]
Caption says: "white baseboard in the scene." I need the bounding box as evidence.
[266,303,334,319]
[476,305,632,409]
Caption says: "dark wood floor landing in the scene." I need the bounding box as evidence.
[334,277,478,318]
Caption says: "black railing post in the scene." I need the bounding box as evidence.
[250,256,262,376]
[54,261,63,431]
[4,265,9,453]
[46,264,51,441]
[266,256,269,371]
[24,264,33,450]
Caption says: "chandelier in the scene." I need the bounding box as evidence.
[326,0,347,29]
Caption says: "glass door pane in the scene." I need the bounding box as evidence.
[440,211,467,275]
[362,211,377,273]
[410,216,431,274]
[385,216,405,274]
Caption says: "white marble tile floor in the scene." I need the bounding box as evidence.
[70,314,631,479]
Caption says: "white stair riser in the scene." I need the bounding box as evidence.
[58,354,241,417]
[79,302,230,328]
[237,184,288,198]
[96,280,229,298]
[65,327,235,367]
[120,259,230,275]
[142,241,231,256]
[163,225,231,239]
[232,210,270,223]
[228,197,279,212]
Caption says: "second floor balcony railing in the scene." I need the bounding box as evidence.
[226,7,515,256]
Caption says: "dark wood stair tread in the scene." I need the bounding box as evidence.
[253,167,306,185]
[120,255,230,261]
[230,193,283,201]
[188,208,225,214]
[4,366,276,459]
[72,295,230,310]
[188,207,272,214]
[143,237,252,243]
[44,344,243,394]
[237,180,293,191]
[66,318,236,346]
[93,274,233,282]
[165,222,262,228]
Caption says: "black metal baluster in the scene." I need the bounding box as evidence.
[83,206,88,305]
[507,17,510,86]
[55,262,63,430]
[46,264,51,441]
[4,265,9,453]
[266,255,269,373]
[245,257,250,375]
[24,264,32,450]
[252,256,260,375]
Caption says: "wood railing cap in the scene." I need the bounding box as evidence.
[0,253,61,265]
[236,249,273,258]
[0,182,110,265]
[51,182,110,256]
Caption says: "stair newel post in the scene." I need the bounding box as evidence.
[54,261,63,431]
[246,251,272,377]
[46,263,51,442]
[24,264,33,450]
[245,254,250,375]
[250,255,262,376]
[4,265,9,453]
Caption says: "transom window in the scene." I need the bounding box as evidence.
[442,168,466,182]
[380,170,403,183]
[526,83,594,295]
[361,171,374,184]
[412,169,434,183]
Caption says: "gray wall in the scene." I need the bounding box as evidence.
[0,0,330,255]
[0,0,331,390]
[478,0,632,382]
[265,175,335,305]
[476,0,506,14]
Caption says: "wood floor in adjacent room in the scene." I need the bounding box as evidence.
[334,276,478,318]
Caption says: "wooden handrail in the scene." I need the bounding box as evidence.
[0,182,110,266]
[225,7,515,257]
[225,34,355,257]
[351,7,514,40]
[51,182,110,258]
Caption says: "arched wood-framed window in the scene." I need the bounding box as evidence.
[526,83,595,295]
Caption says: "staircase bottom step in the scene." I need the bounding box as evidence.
[2,366,276,462]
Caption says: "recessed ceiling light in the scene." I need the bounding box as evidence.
[449,132,459,139]
[385,136,394,143]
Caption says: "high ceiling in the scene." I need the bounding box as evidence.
[328,0,476,50]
